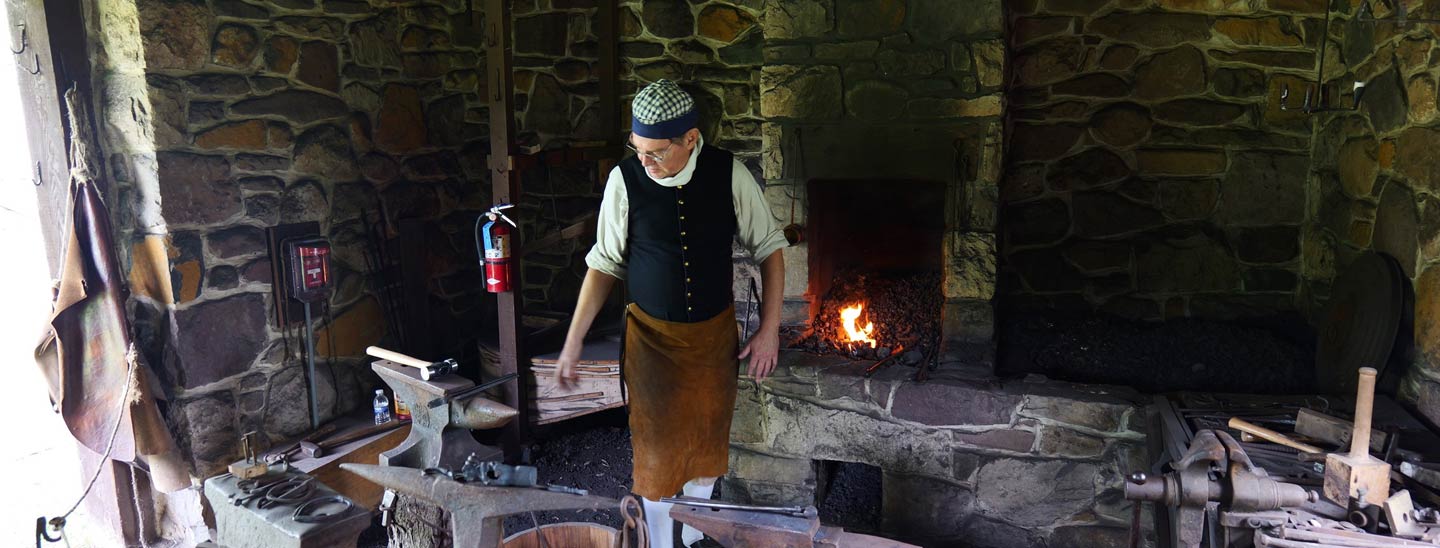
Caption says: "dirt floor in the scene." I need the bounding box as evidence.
[998,307,1318,394]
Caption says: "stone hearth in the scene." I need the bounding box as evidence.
[724,352,1154,547]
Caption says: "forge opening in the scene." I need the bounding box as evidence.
[792,180,947,361]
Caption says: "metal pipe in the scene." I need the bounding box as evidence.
[304,301,320,430]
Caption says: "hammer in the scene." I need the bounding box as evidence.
[366,346,458,381]
[1323,367,1392,507]
[299,419,408,459]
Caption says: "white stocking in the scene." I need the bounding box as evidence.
[641,496,675,548]
[679,478,717,547]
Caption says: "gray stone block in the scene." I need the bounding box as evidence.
[974,458,1098,527]
[204,471,370,548]
[881,472,974,540]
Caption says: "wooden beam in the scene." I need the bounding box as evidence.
[484,0,530,461]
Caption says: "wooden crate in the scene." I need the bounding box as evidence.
[528,340,624,425]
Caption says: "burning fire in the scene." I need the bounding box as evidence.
[839,304,877,348]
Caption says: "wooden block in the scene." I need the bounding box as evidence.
[228,460,269,479]
[294,422,411,509]
[1325,452,1392,506]
[1386,490,1424,539]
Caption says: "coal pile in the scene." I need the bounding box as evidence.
[789,271,943,363]
[501,409,634,535]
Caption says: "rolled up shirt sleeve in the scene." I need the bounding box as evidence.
[584,167,629,280]
[732,159,787,263]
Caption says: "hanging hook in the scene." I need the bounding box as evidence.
[33,162,42,186]
[10,23,25,55]
[17,53,39,75]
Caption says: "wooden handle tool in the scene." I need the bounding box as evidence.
[1324,367,1392,506]
[300,419,409,458]
[366,346,457,380]
[1228,417,1323,453]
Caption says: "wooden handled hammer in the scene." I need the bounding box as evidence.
[366,346,457,381]
[1323,367,1391,507]
[299,419,409,459]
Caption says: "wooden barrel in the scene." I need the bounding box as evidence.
[502,522,618,548]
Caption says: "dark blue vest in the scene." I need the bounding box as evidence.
[621,145,737,323]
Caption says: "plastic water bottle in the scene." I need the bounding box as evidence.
[373,389,392,425]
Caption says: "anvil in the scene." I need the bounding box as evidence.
[340,463,617,548]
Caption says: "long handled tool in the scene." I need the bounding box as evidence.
[366,346,458,381]
[1227,417,1323,454]
[262,422,338,463]
[659,497,808,517]
[300,419,409,459]
[1324,367,1392,506]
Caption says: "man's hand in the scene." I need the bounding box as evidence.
[554,345,582,389]
[738,326,779,380]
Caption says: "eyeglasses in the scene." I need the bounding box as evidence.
[625,140,679,163]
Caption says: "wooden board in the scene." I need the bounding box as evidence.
[531,340,621,365]
[292,420,411,510]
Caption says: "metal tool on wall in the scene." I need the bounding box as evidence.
[1277,0,1367,114]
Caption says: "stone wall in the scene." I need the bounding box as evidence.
[749,0,1006,362]
[1000,0,1327,321]
[1303,3,1440,425]
[617,0,764,158]
[82,0,773,475]
[121,0,507,473]
[726,354,1152,547]
[515,0,767,313]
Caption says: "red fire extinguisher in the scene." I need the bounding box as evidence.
[482,203,517,293]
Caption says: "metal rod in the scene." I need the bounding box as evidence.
[425,373,521,409]
[304,301,320,430]
[659,497,808,517]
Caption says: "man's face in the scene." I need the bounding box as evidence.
[630,129,698,179]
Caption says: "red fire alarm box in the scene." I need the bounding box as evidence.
[284,237,332,303]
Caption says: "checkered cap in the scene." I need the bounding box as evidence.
[631,79,697,139]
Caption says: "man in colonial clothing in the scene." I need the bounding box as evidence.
[554,79,786,547]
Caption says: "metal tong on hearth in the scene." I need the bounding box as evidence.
[659,497,809,517]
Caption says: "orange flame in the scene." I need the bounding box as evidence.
[839,303,877,348]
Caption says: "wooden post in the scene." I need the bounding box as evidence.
[484,0,530,461]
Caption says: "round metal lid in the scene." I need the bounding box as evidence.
[1316,251,1404,395]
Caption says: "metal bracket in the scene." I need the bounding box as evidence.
[1280,81,1366,113]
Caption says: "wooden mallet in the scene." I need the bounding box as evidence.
[1323,367,1391,507]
